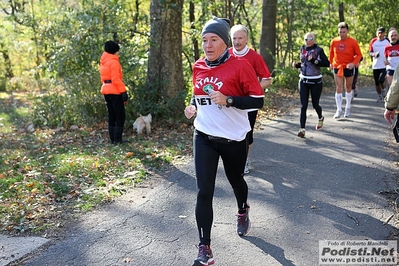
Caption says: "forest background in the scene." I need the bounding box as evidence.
[0,0,399,234]
[1,0,398,125]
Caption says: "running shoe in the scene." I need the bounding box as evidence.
[353,87,358,97]
[237,207,251,236]
[316,117,324,130]
[381,89,387,97]
[333,110,342,119]
[244,160,249,174]
[193,244,214,266]
[344,108,351,118]
[297,128,306,138]
[377,95,384,103]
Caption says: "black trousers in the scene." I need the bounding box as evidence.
[299,79,323,128]
[193,130,249,246]
[104,94,126,128]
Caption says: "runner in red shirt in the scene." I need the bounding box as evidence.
[229,24,272,174]
[384,29,399,86]
[184,17,264,266]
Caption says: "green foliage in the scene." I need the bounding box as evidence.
[269,66,334,94]
[31,0,151,127]
[32,87,107,128]
[271,67,299,92]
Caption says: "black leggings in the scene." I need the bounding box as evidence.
[299,80,323,128]
[104,94,126,128]
[194,130,249,246]
[352,67,359,89]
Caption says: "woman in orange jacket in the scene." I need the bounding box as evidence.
[100,40,128,144]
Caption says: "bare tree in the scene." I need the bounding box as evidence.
[339,2,344,22]
[259,0,277,72]
[0,38,13,79]
[146,0,185,118]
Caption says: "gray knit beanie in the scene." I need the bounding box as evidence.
[201,16,230,46]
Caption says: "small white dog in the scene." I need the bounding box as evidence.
[133,113,152,135]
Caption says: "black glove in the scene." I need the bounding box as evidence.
[294,62,301,68]
[121,91,129,102]
[308,58,316,64]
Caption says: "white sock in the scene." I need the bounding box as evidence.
[345,91,353,110]
[335,93,342,111]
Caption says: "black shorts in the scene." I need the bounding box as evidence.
[387,69,395,76]
[373,68,386,85]
[333,68,355,77]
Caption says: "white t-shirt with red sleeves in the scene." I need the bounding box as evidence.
[369,37,389,69]
[192,55,264,141]
[384,42,399,71]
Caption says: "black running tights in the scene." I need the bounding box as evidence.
[193,130,249,246]
[299,80,323,128]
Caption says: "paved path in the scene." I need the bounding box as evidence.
[2,85,398,266]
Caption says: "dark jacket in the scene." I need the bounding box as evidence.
[295,44,330,77]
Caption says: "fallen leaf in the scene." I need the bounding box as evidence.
[124,257,133,263]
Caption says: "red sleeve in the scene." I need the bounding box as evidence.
[369,38,377,52]
[239,59,264,97]
[253,56,271,80]
[384,44,389,58]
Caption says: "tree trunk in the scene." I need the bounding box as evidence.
[146,0,185,118]
[282,0,295,66]
[0,44,14,78]
[339,2,344,22]
[259,0,277,73]
[3,52,14,79]
[189,1,199,61]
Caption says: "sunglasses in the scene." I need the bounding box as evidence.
[305,38,314,41]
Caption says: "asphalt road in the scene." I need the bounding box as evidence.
[2,85,399,266]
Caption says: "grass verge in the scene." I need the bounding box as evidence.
[0,92,193,235]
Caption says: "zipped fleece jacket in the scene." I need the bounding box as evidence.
[100,52,126,95]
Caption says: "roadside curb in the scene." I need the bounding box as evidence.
[0,235,49,266]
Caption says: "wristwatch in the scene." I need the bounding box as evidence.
[314,60,319,65]
[226,96,233,107]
